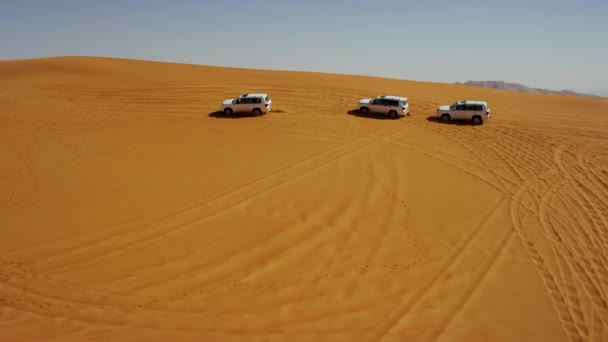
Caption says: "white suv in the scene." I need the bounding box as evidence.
[357,95,410,118]
[221,93,272,116]
[436,100,491,125]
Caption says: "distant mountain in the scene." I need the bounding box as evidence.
[455,81,601,98]
[589,88,608,97]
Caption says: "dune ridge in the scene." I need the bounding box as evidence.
[1,56,607,341]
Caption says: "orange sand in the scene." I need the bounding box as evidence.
[1,57,607,341]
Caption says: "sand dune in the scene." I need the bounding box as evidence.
[1,56,607,341]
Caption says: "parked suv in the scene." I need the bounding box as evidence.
[357,95,410,118]
[221,93,272,116]
[436,100,491,125]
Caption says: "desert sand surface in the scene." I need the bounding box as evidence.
[1,56,607,341]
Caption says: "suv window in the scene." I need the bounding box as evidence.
[264,96,270,102]
[382,99,398,106]
[242,97,262,104]
[455,104,467,110]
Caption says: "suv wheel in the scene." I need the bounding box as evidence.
[223,108,233,116]
[441,114,451,122]
[388,110,398,118]
[472,115,483,125]
[252,108,262,116]
[359,107,369,114]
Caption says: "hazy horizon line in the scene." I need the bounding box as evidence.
[4,54,607,98]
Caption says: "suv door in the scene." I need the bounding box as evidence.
[251,97,262,112]
[367,98,380,113]
[378,99,387,114]
[233,98,246,112]
[382,99,399,114]
[245,98,256,112]
[464,104,479,120]
[453,103,467,119]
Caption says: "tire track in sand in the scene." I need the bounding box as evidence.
[23,121,403,273]
[508,140,608,342]
[123,121,413,292]
[511,182,584,342]
[423,219,514,342]
[367,195,507,341]
[364,146,422,272]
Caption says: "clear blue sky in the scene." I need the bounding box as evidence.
[2,0,607,95]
